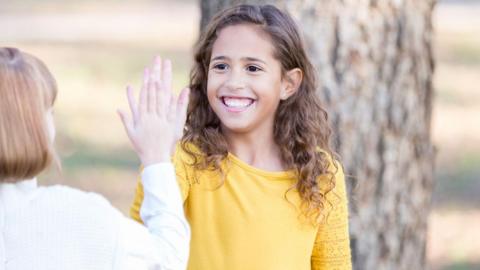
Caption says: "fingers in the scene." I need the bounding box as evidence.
[153,57,165,116]
[167,94,177,122]
[126,86,138,124]
[155,58,172,117]
[138,56,175,117]
[152,56,162,81]
[162,59,172,106]
[147,68,157,113]
[175,87,190,137]
[178,87,190,112]
[139,68,149,116]
[155,80,165,116]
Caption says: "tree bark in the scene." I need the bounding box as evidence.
[199,1,436,269]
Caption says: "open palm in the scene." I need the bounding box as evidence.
[118,56,189,166]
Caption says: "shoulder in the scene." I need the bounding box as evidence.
[32,186,124,266]
[173,141,202,164]
[38,185,123,220]
[35,185,124,247]
[44,185,111,205]
[172,141,205,173]
[170,142,204,194]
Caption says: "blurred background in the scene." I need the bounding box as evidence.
[1,0,479,269]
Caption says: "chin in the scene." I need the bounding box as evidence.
[220,121,254,134]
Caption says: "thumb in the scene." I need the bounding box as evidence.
[175,87,190,138]
[117,109,134,139]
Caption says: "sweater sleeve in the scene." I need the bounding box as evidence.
[311,163,352,270]
[117,163,190,270]
[130,149,190,223]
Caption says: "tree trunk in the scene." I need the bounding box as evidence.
[199,1,436,269]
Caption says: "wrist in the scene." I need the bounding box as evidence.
[141,154,170,167]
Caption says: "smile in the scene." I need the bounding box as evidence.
[220,96,255,112]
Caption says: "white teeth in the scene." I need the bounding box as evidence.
[223,97,253,108]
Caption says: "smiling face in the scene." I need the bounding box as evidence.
[207,24,288,136]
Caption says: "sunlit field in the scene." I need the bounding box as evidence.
[1,0,479,269]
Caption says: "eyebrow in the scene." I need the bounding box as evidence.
[210,56,267,65]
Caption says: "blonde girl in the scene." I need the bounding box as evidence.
[131,4,352,270]
[0,48,190,270]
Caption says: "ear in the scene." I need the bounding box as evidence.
[280,68,303,100]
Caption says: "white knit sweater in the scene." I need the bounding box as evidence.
[0,163,190,270]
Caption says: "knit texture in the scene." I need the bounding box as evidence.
[1,163,190,270]
[0,183,121,270]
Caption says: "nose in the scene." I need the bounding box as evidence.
[224,67,246,91]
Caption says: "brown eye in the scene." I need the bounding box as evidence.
[246,65,261,72]
[213,63,228,70]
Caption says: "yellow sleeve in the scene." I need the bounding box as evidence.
[311,162,352,270]
[129,147,191,223]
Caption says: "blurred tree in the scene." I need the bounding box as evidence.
[199,0,435,269]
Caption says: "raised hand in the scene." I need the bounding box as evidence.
[118,56,190,166]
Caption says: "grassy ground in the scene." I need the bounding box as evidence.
[1,0,479,269]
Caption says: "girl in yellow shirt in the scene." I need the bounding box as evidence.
[131,4,352,270]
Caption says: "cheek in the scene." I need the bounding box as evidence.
[45,113,56,143]
[257,77,283,100]
[206,81,215,102]
[206,73,222,99]
[206,89,218,112]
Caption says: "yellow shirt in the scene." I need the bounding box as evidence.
[131,146,352,270]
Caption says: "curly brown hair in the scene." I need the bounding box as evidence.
[182,4,339,224]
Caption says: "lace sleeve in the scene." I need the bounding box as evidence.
[311,163,352,270]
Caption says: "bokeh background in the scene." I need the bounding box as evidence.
[1,0,479,269]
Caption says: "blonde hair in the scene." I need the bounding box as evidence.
[0,47,58,182]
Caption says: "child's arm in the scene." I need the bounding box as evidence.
[117,163,189,269]
[311,163,352,270]
[117,56,191,268]
[130,151,190,224]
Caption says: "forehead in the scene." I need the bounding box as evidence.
[211,24,276,61]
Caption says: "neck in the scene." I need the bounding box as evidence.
[0,177,37,188]
[222,126,285,171]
